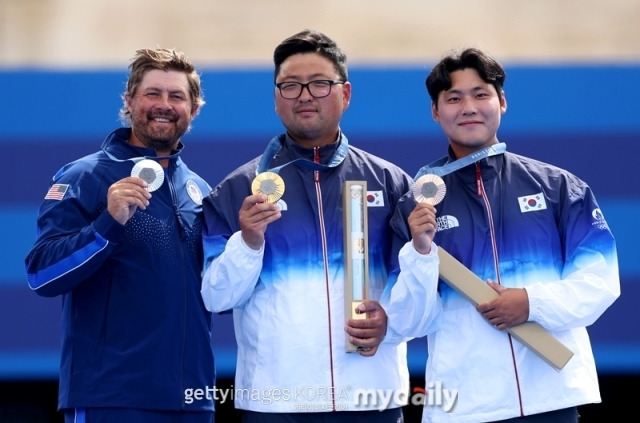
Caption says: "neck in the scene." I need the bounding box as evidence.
[288,130,340,150]
[450,141,498,160]
[127,137,175,168]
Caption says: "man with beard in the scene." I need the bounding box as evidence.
[25,48,215,423]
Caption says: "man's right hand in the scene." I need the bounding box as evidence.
[107,177,152,225]
[239,194,281,250]
[408,202,437,255]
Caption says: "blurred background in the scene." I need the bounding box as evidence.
[1,0,639,421]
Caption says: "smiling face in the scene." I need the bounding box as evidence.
[274,52,351,148]
[432,68,507,159]
[125,68,198,155]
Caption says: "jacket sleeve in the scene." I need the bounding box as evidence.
[200,181,263,312]
[201,231,263,312]
[526,183,620,331]
[25,178,124,297]
[382,242,442,344]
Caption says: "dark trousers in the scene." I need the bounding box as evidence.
[491,407,579,423]
[242,408,404,423]
[63,407,214,423]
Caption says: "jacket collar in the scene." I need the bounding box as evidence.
[101,127,185,167]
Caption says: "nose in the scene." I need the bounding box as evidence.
[156,93,173,109]
[460,98,477,115]
[298,84,314,101]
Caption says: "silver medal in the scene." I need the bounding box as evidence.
[131,159,164,192]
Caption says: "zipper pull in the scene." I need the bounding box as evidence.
[314,147,320,182]
[475,162,483,197]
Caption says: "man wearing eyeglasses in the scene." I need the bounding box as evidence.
[201,29,428,422]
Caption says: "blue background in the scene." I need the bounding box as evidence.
[2,65,639,380]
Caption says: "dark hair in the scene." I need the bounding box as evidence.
[119,48,204,125]
[273,29,348,82]
[426,48,506,106]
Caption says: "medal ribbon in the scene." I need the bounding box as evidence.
[102,148,180,192]
[414,142,507,179]
[255,133,349,175]
[102,149,181,164]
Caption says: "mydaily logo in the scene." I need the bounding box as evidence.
[353,381,457,412]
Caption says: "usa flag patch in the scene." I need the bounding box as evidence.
[518,193,547,213]
[44,184,69,201]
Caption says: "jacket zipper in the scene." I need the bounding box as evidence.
[168,164,189,407]
[476,162,524,416]
[315,147,337,411]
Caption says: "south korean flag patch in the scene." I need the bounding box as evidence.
[366,190,385,207]
[518,193,547,213]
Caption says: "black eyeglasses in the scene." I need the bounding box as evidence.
[275,80,345,99]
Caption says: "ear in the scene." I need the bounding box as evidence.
[342,81,352,111]
[431,102,440,122]
[500,91,507,114]
[273,88,279,114]
[124,94,133,114]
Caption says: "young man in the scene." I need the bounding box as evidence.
[384,47,620,422]
[25,48,215,423]
[200,30,424,422]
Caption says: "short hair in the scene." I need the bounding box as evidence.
[426,48,506,106]
[273,29,348,83]
[119,48,205,125]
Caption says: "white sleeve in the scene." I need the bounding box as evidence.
[383,241,442,344]
[526,253,620,331]
[200,231,263,312]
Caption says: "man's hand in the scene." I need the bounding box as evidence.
[345,300,387,357]
[107,177,152,225]
[408,203,437,254]
[476,280,529,330]
[239,194,281,250]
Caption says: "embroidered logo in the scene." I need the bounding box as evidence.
[518,193,547,213]
[436,215,459,232]
[276,199,288,211]
[366,190,385,207]
[186,180,203,205]
[591,208,609,230]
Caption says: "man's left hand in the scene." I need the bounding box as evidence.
[345,300,387,357]
[476,281,529,330]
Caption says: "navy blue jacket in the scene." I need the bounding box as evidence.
[25,128,215,411]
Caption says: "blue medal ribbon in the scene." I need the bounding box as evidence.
[414,142,507,179]
[102,149,181,164]
[256,133,350,175]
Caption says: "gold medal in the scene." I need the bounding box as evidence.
[413,174,446,205]
[131,159,164,192]
[251,171,285,203]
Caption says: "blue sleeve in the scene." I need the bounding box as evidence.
[25,169,124,297]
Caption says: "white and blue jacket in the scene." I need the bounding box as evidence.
[25,128,215,412]
[386,144,620,422]
[201,133,413,412]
